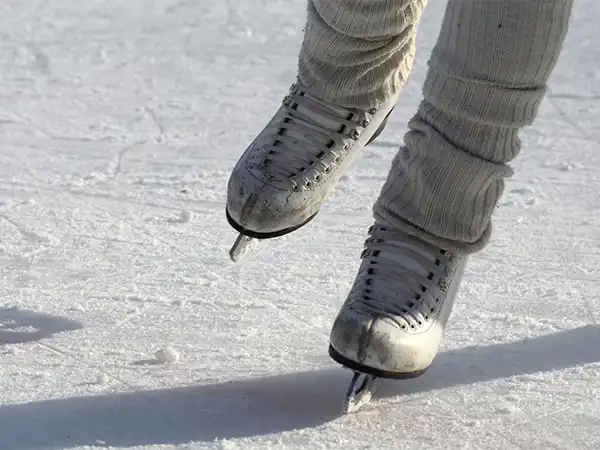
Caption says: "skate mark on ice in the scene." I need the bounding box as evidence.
[105,140,146,179]
[547,92,600,101]
[0,105,116,144]
[0,182,220,215]
[547,88,599,144]
[0,214,49,244]
[34,339,134,389]
[0,107,57,140]
[143,107,166,143]
[0,306,131,388]
[0,326,598,448]
[68,233,150,248]
[0,307,82,346]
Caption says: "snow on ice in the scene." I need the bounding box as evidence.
[0,0,598,449]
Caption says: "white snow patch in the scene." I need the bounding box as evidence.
[179,209,193,223]
[96,373,109,385]
[154,347,180,364]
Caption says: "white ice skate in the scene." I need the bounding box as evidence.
[328,224,468,413]
[226,81,397,261]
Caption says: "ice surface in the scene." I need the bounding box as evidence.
[0,0,599,449]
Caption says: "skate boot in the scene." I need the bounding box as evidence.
[226,81,397,261]
[328,224,468,412]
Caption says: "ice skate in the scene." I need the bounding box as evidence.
[328,224,468,412]
[226,81,397,261]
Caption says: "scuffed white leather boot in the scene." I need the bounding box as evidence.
[226,81,397,239]
[329,224,468,378]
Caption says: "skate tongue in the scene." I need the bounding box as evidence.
[270,91,355,161]
[294,92,351,131]
[380,239,438,279]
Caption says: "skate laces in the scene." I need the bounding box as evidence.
[350,225,455,331]
[261,83,374,185]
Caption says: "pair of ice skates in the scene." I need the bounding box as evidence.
[225,81,467,413]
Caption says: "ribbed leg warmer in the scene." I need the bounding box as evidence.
[298,0,573,253]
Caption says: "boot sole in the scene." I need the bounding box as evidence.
[226,208,318,239]
[226,109,394,239]
[328,345,428,380]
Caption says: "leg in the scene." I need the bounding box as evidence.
[226,0,428,246]
[330,0,573,376]
[298,0,427,108]
[374,0,574,253]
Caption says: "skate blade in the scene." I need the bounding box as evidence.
[229,233,259,262]
[342,371,380,414]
